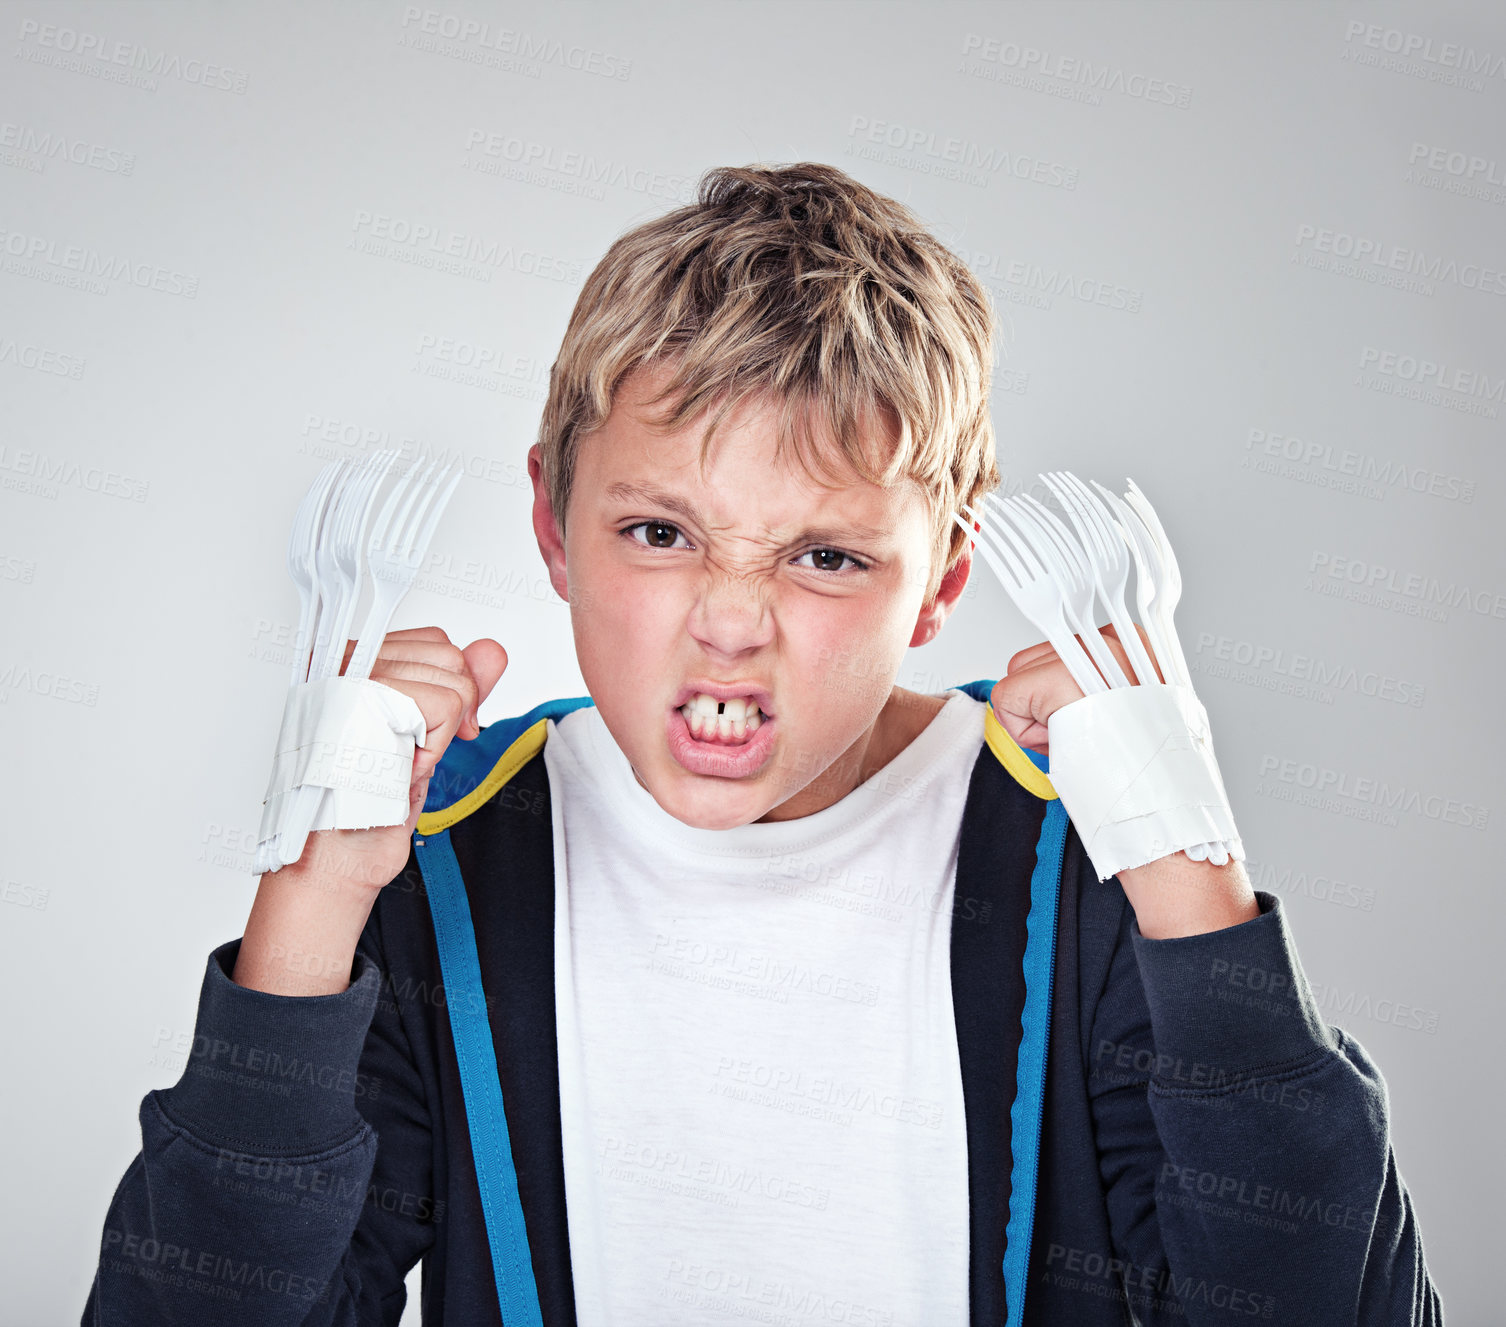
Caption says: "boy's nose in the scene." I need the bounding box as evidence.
[686,574,775,655]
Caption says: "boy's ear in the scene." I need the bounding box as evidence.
[909,545,972,648]
[528,444,569,603]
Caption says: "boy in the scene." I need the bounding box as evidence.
[85,163,1442,1324]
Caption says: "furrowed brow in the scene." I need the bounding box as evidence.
[604,482,890,546]
[798,523,891,547]
[605,482,705,528]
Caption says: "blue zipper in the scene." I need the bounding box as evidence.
[416,829,545,1327]
[1000,795,1068,1327]
[1020,823,1062,1319]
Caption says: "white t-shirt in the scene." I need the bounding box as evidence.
[544,687,987,1327]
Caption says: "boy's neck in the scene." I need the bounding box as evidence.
[755,686,949,823]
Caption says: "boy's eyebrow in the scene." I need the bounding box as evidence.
[605,481,699,521]
[603,481,892,545]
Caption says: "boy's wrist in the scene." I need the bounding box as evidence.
[235,859,384,996]
[1116,852,1259,939]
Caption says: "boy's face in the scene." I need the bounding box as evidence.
[528,362,971,830]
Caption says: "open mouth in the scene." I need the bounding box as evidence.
[676,695,768,745]
[666,693,778,776]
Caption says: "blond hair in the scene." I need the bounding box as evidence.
[536,162,999,602]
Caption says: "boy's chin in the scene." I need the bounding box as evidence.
[628,754,789,831]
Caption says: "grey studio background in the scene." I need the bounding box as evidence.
[1,0,1502,1322]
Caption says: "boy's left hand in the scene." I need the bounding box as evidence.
[988,622,1162,758]
[989,624,1259,940]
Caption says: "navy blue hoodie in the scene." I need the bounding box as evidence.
[83,683,1444,1324]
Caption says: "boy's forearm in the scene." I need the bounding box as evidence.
[1107,890,1443,1322]
[233,864,381,996]
[86,942,392,1324]
[1116,852,1260,939]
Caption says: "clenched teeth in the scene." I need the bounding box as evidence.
[679,693,766,742]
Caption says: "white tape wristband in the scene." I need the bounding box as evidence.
[1044,683,1245,882]
[255,676,428,870]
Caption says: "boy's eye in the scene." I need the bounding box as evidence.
[793,548,868,574]
[625,521,691,550]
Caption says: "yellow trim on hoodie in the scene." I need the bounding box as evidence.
[418,699,1056,837]
[416,718,551,836]
[984,703,1058,801]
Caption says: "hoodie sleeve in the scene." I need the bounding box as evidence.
[80,907,439,1327]
[1084,887,1444,1326]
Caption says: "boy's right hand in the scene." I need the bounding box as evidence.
[275,627,509,893]
[236,628,506,995]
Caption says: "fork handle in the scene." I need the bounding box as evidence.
[289,586,320,685]
[1139,599,1189,689]
[1062,602,1132,689]
[1153,602,1195,690]
[1134,598,1183,687]
[347,580,407,681]
[1095,585,1161,688]
[1043,607,1110,697]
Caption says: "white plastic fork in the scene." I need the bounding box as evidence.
[1042,471,1162,689]
[267,455,466,871]
[1088,480,1187,690]
[257,451,400,874]
[1119,480,1223,862]
[286,459,346,685]
[1002,492,1133,690]
[296,452,391,692]
[256,458,366,874]
[1091,478,1222,863]
[970,474,1228,866]
[1123,479,1194,689]
[346,458,464,680]
[308,450,402,685]
[953,503,1107,697]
